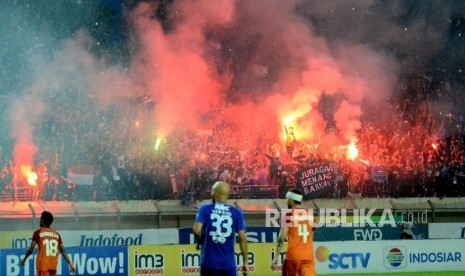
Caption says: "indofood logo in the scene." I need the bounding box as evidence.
[315,246,371,269]
[384,247,407,269]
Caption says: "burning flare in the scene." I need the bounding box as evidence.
[20,165,38,186]
[154,137,162,151]
[346,142,359,161]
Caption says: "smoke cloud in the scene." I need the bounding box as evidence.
[1,0,463,167]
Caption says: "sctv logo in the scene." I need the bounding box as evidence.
[315,246,371,269]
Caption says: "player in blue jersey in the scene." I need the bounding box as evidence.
[193,181,249,276]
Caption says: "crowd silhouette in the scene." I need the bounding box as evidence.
[0,70,464,203]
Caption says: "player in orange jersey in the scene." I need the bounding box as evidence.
[271,189,316,276]
[21,211,75,276]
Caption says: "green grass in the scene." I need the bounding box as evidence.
[319,272,464,276]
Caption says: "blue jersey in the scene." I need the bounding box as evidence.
[195,202,246,269]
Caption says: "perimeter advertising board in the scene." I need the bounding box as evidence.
[0,229,179,249]
[429,223,465,239]
[0,240,463,275]
[179,224,428,244]
[0,246,127,276]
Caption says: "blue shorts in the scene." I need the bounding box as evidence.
[200,265,237,276]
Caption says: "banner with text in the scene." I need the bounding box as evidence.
[130,240,465,275]
[179,224,428,244]
[1,240,463,275]
[1,229,179,249]
[295,162,345,199]
[313,239,465,274]
[0,246,127,276]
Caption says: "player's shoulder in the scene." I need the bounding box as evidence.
[213,202,241,213]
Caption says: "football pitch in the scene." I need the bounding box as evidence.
[320,272,464,276]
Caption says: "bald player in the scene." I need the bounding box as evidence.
[193,181,249,276]
[272,189,316,276]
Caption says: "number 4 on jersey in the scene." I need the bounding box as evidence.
[298,224,309,243]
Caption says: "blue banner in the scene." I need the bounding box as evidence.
[317,224,428,241]
[179,226,280,244]
[179,224,428,244]
[0,246,127,276]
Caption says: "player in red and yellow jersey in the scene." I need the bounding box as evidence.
[272,189,316,276]
[284,125,296,162]
[22,211,75,276]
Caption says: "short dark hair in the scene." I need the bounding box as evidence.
[289,188,303,204]
[41,211,54,226]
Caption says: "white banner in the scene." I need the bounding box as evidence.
[67,164,95,185]
[7,229,179,249]
[314,239,465,274]
[429,223,465,239]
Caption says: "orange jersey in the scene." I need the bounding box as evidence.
[32,227,63,271]
[285,208,315,261]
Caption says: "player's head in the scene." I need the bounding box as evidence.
[285,188,303,208]
[40,211,54,227]
[211,181,230,203]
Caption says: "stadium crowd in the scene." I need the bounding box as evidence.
[0,70,464,203]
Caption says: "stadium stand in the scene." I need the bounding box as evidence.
[428,197,465,222]
[390,198,433,212]
[313,198,355,209]
[352,198,392,210]
[155,200,198,228]
[1,197,464,231]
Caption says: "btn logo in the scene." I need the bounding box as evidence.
[384,247,407,268]
[315,246,371,269]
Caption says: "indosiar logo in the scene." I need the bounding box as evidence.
[315,246,371,269]
[383,247,407,269]
[409,251,462,264]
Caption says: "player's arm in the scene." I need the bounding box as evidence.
[271,226,289,267]
[59,243,75,273]
[238,229,248,274]
[193,205,205,250]
[192,221,203,250]
[21,240,37,266]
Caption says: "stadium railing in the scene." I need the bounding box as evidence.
[1,197,465,230]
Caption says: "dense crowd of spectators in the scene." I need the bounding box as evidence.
[0,70,464,203]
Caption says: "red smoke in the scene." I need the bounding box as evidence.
[9,0,401,167]
[126,0,398,158]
